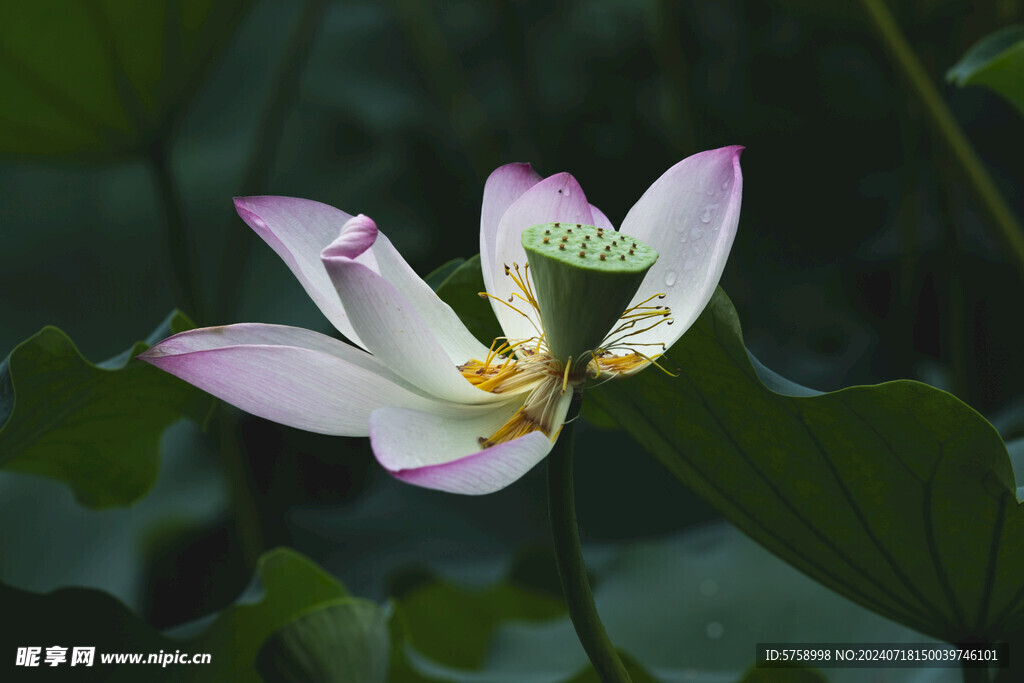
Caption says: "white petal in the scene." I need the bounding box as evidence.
[138,323,466,435]
[368,231,490,363]
[321,258,505,404]
[616,146,743,350]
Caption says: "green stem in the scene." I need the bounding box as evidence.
[217,405,265,569]
[148,142,203,322]
[548,392,632,683]
[859,0,1024,281]
[216,0,327,320]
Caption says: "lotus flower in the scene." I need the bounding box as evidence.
[140,147,743,494]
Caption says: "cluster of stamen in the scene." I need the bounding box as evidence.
[460,255,676,448]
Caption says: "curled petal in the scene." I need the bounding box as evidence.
[480,163,542,297]
[321,214,378,259]
[370,391,572,494]
[491,173,595,343]
[616,146,743,353]
[138,324,466,435]
[322,258,506,404]
[234,196,379,347]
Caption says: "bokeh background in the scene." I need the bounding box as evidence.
[1,0,1022,678]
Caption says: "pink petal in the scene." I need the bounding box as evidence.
[590,204,616,232]
[138,324,458,435]
[480,163,542,298]
[321,214,378,259]
[490,173,595,343]
[234,196,379,348]
[616,146,744,352]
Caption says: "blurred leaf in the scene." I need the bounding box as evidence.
[255,599,390,683]
[0,0,251,158]
[424,257,466,290]
[588,287,1022,644]
[387,524,931,682]
[947,24,1024,117]
[431,254,503,347]
[0,310,213,507]
[0,548,352,682]
[398,581,565,669]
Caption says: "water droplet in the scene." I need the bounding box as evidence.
[679,235,687,244]
[700,203,718,224]
[705,185,716,196]
[721,180,730,190]
[664,271,677,286]
[706,621,724,639]
[673,220,686,233]
[690,225,704,239]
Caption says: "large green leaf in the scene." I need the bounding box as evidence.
[0,0,251,157]
[434,255,1022,645]
[590,287,1022,644]
[947,24,1024,117]
[0,548,356,682]
[256,599,391,683]
[0,310,213,507]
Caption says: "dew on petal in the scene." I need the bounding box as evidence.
[700,204,718,224]
[665,270,678,286]
[721,180,730,190]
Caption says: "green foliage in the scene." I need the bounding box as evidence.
[436,255,1023,645]
[948,24,1024,117]
[0,548,359,682]
[387,525,922,681]
[255,599,391,683]
[398,581,566,669]
[0,0,251,158]
[0,310,213,507]
[591,287,1022,644]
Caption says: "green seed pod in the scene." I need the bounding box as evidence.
[522,222,658,365]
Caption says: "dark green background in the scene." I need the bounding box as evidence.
[1,0,1021,674]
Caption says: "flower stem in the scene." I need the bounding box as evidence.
[548,391,632,683]
[858,0,1024,281]
[215,0,327,321]
[148,142,203,322]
